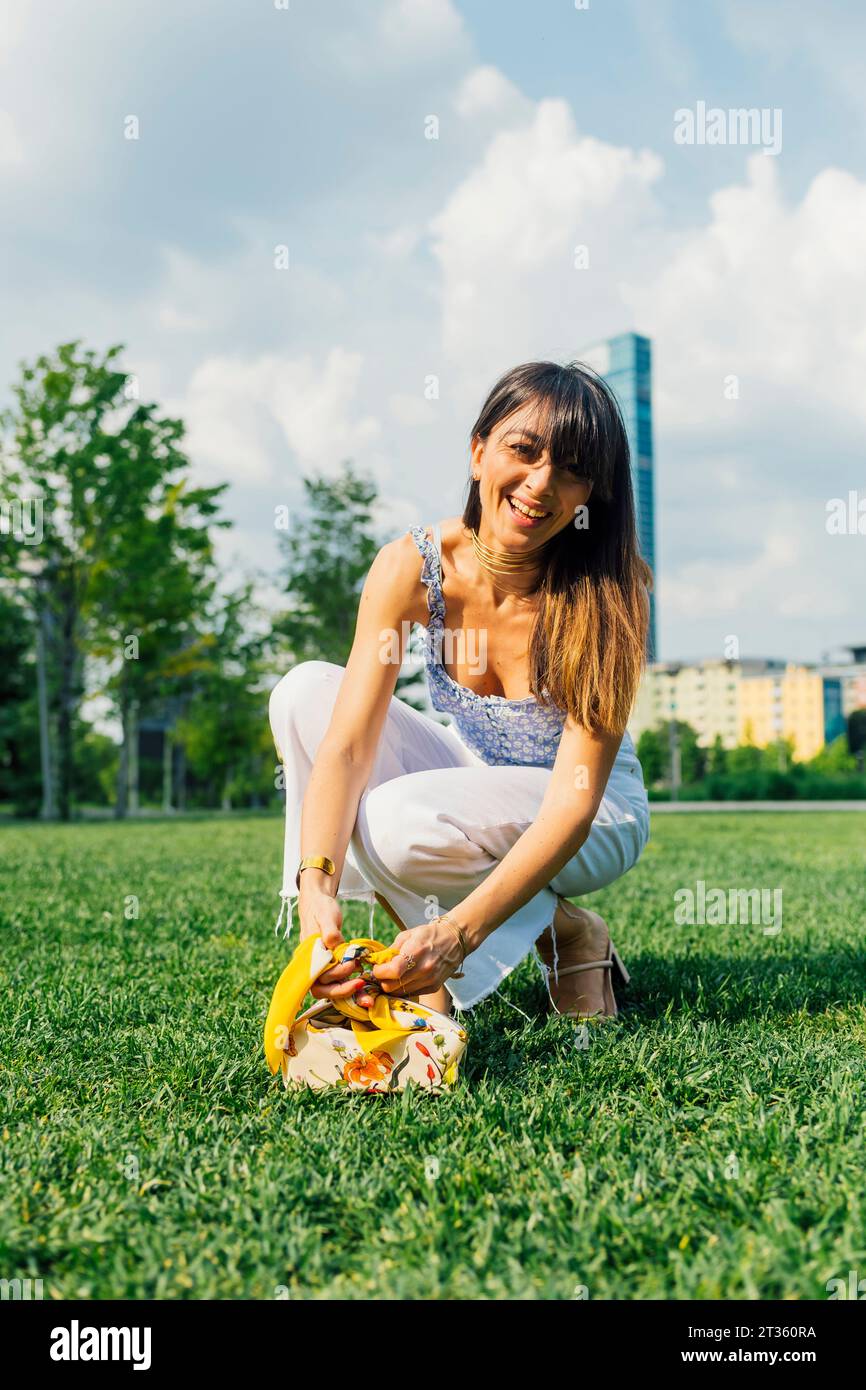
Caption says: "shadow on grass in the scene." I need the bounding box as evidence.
[446,944,866,1077]
[262,944,866,1100]
[480,947,866,1032]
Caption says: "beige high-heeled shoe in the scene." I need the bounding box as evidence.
[539,897,630,1022]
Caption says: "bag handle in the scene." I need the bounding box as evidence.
[264,935,428,1073]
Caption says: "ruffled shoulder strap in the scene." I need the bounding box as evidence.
[408,525,445,629]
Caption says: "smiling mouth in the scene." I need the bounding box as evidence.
[507,495,551,519]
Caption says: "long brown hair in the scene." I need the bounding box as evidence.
[464,360,653,735]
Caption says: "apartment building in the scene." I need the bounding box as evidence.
[628,652,865,761]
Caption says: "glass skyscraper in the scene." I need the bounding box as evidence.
[579,332,658,661]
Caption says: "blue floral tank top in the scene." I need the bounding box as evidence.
[408,523,568,769]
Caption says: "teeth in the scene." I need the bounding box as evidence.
[509,497,548,519]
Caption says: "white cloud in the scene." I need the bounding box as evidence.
[662,506,846,622]
[179,348,382,487]
[380,0,465,56]
[453,64,529,122]
[627,155,866,432]
[428,97,664,378]
[366,224,424,258]
[267,350,381,472]
[657,490,864,667]
[421,86,865,659]
[322,0,468,76]
[1,2,862,666]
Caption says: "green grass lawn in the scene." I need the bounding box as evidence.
[1,812,864,1300]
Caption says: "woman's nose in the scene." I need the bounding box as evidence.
[524,458,557,501]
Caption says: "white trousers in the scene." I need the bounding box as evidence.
[268,660,651,1013]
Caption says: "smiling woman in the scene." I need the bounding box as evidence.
[268,359,653,1037]
[463,360,652,731]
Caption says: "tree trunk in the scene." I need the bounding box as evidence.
[174,740,186,812]
[56,578,77,822]
[249,753,261,808]
[36,597,56,820]
[115,678,129,819]
[162,728,173,814]
[221,768,233,812]
[668,720,681,802]
[128,698,139,815]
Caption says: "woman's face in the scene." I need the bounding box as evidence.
[470,404,594,545]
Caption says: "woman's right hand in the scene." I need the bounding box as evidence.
[299,887,344,949]
[300,889,377,1007]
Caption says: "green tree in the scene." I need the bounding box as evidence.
[707,734,728,775]
[807,734,857,775]
[176,583,273,810]
[848,708,866,771]
[275,464,380,665]
[0,585,41,815]
[74,727,118,808]
[87,475,227,817]
[727,739,764,776]
[761,738,796,773]
[274,463,424,708]
[676,721,706,783]
[637,720,703,790]
[1,340,227,819]
[636,726,665,784]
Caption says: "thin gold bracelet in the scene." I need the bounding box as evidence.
[437,911,469,978]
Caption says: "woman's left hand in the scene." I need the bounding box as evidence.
[371,918,466,996]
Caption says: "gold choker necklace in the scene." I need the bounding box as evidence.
[471,527,551,576]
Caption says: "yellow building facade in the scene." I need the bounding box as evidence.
[628,660,742,751]
[738,666,825,760]
[628,660,828,761]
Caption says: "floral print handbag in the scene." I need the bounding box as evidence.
[264,934,468,1094]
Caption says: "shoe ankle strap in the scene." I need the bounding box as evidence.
[550,959,613,977]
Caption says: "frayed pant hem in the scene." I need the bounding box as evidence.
[273,885,379,947]
[445,903,562,1020]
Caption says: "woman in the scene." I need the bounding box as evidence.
[269,360,652,1025]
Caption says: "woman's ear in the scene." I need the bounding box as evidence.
[470,434,483,481]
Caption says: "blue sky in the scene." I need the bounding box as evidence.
[1,0,863,664]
